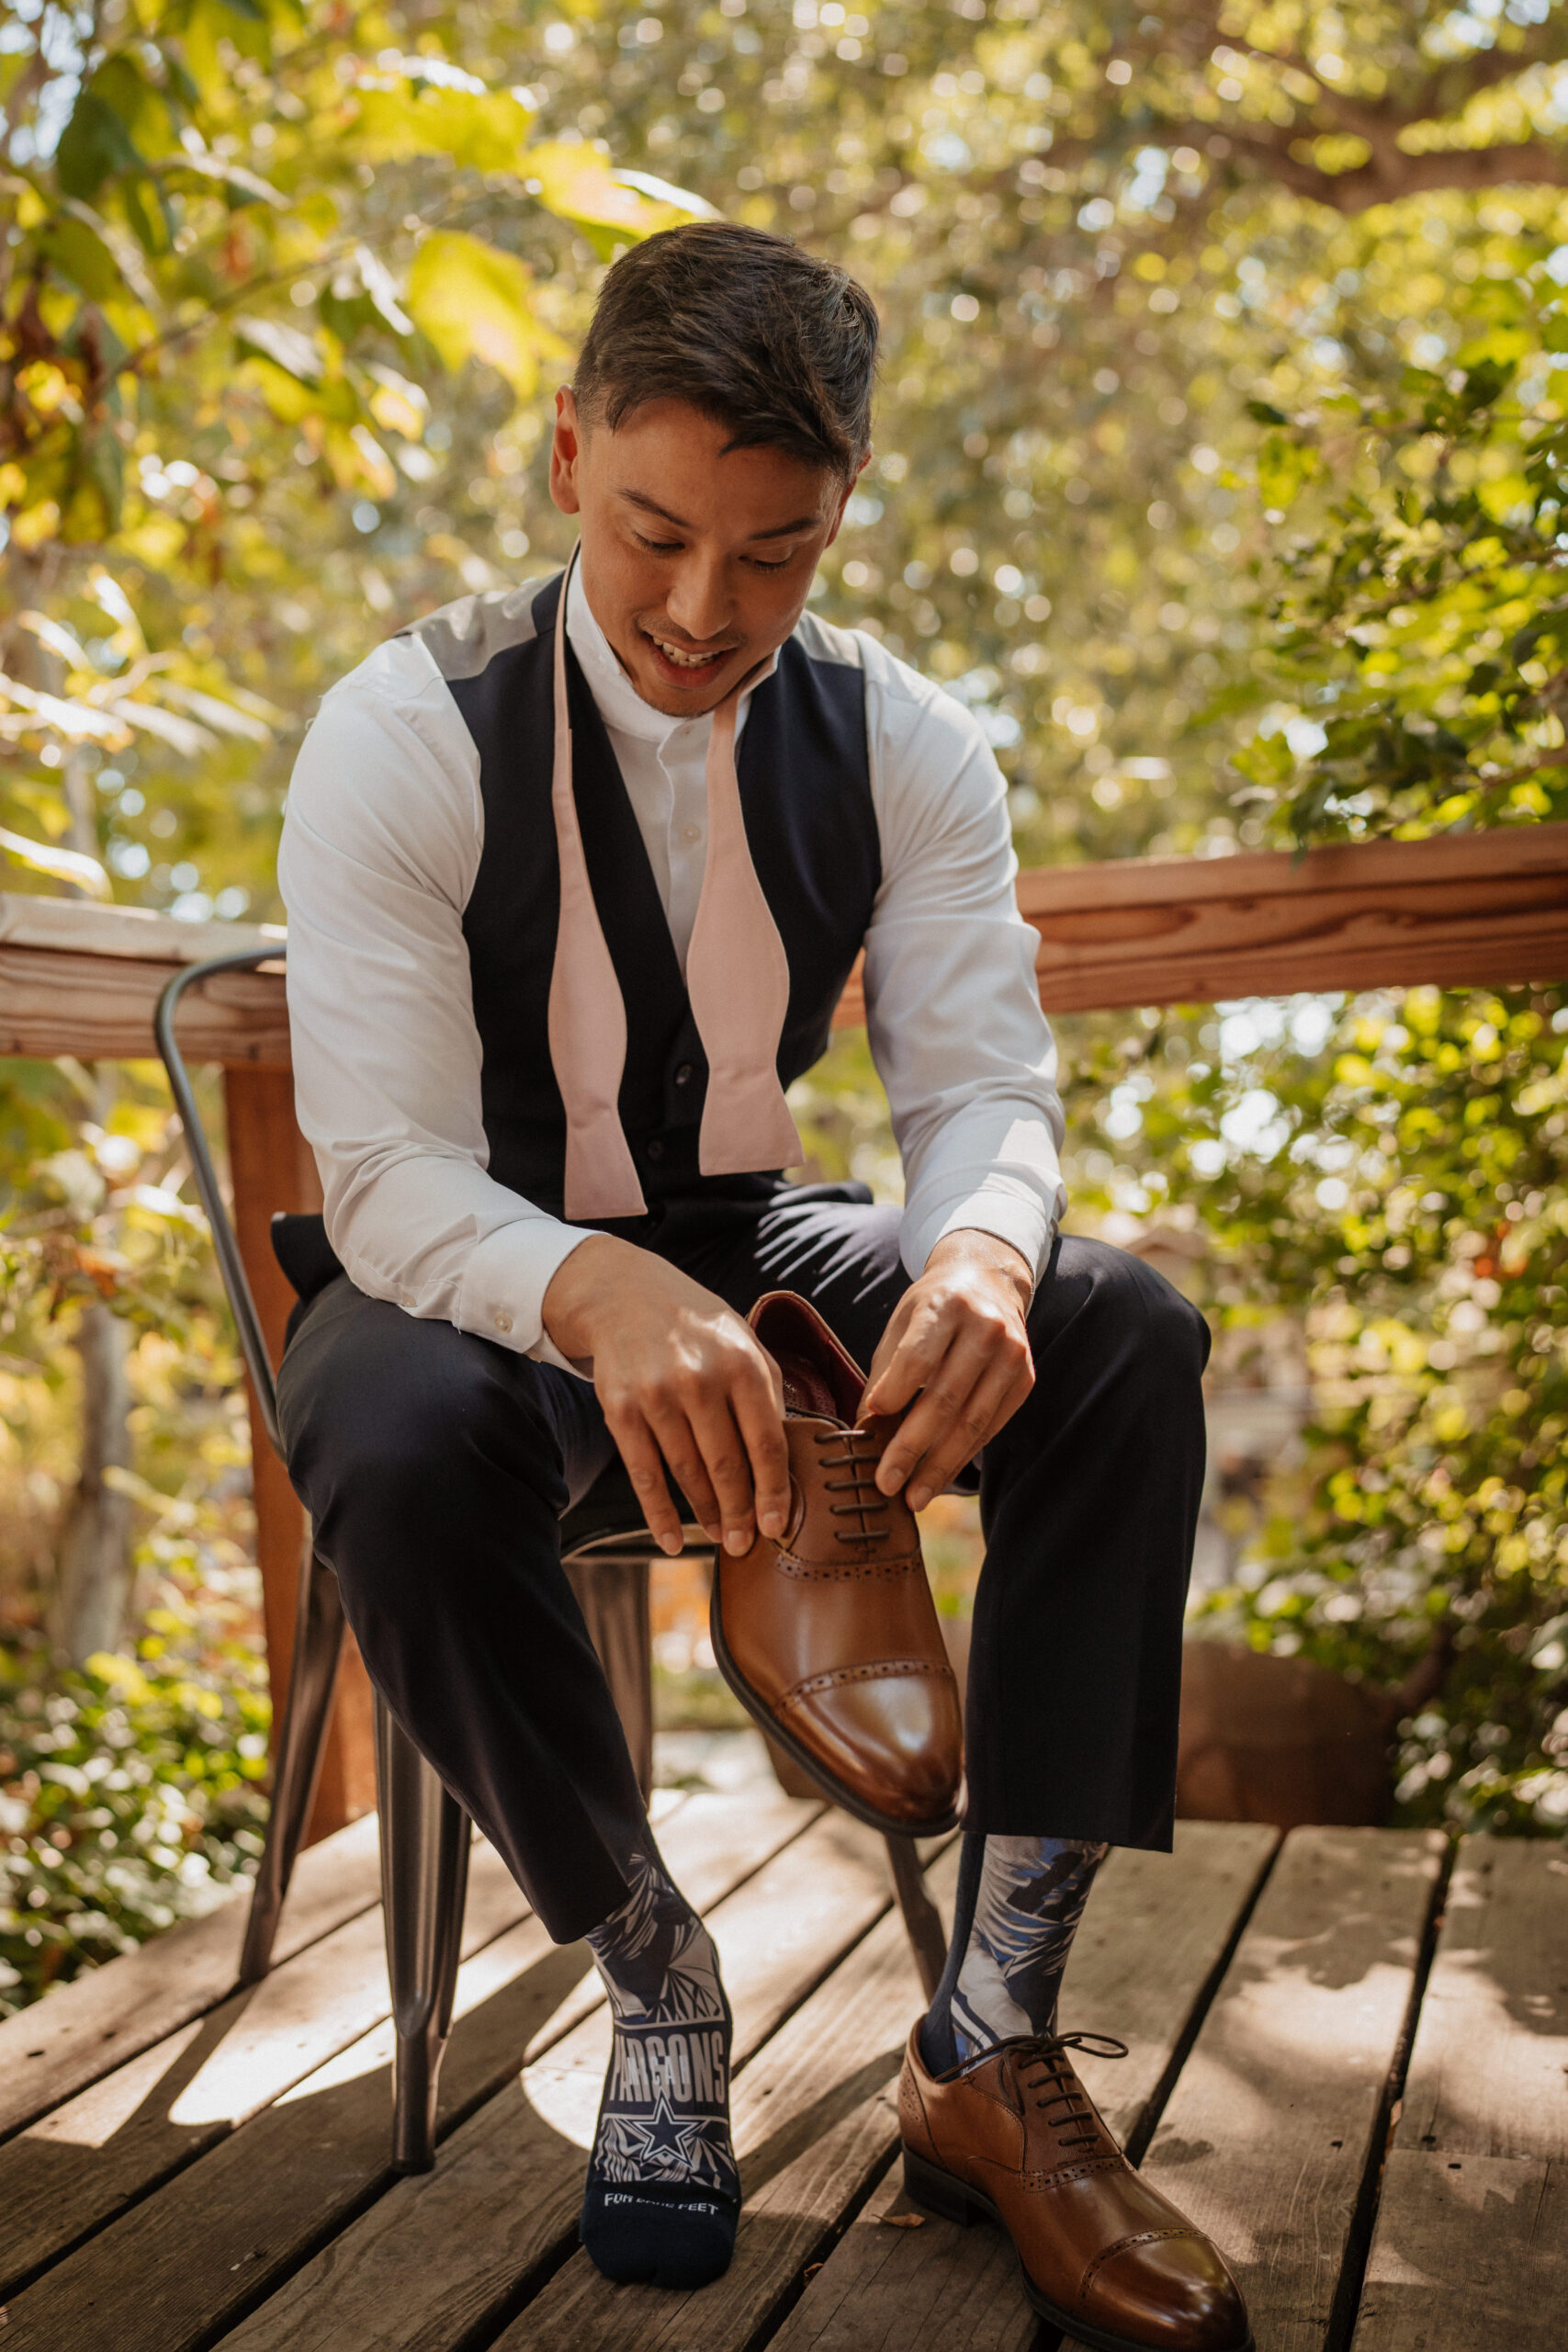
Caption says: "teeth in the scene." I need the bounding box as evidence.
[651,636,725,669]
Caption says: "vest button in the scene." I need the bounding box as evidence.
[646,1138,665,1161]
[494,1310,513,1334]
[674,1063,694,1085]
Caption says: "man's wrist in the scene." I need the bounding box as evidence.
[541,1230,636,1363]
[925,1227,1034,1310]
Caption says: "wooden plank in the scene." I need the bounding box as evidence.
[497,1842,965,2352]
[0,1789,818,2352]
[1057,1827,1443,2352]
[769,1820,1279,2352]
[0,1832,536,2298]
[831,833,1568,1030]
[1350,2151,1568,2352]
[1347,1838,1568,2352]
[775,2165,1037,2352]
[0,1811,382,2144]
[11,822,1568,1069]
[0,939,289,1064]
[1396,1834,1568,2163]
[1018,823,1568,1013]
[0,893,283,965]
[221,1063,375,1841]
[216,1809,904,2352]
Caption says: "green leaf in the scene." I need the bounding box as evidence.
[347,85,534,175]
[55,92,141,201]
[404,232,567,397]
[39,217,121,304]
[527,142,716,239]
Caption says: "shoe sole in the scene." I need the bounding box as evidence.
[902,2146,1255,2352]
[707,1581,962,1839]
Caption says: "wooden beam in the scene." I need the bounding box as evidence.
[831,820,1568,1025]
[0,893,288,1065]
[222,1065,374,1842]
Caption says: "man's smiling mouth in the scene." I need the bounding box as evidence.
[642,628,735,673]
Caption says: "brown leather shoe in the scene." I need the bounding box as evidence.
[898,2025,1251,2352]
[708,1291,963,1837]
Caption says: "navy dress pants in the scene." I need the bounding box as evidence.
[276,1181,1210,1944]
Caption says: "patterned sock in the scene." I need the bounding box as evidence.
[579,1845,740,2290]
[919,1831,1109,2075]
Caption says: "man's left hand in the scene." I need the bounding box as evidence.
[859,1229,1036,1511]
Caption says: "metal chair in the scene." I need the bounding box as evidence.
[156,946,947,2175]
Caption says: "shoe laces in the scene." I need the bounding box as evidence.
[1010,2030,1128,2151]
[812,1427,891,1546]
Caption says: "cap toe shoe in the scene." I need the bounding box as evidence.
[710,1293,964,1837]
[898,2027,1251,2352]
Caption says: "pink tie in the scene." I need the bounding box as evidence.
[547,553,804,1222]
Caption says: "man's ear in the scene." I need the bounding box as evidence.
[821,448,873,550]
[550,386,584,516]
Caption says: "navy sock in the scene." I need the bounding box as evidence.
[920,1831,1107,2075]
[580,1847,739,2290]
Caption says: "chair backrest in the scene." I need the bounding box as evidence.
[154,947,288,1461]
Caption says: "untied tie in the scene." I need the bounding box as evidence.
[546,549,804,1222]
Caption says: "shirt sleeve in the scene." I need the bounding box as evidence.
[277,639,593,1374]
[859,647,1066,1285]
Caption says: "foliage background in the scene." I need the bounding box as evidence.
[6,0,1568,2011]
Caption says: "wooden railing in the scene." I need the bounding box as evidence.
[6,819,1568,1837]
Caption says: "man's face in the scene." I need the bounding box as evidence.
[549,390,860,716]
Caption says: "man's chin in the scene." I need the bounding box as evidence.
[633,638,744,714]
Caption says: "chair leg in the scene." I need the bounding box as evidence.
[375,1693,471,2175]
[886,1835,947,2004]
[239,1537,346,1985]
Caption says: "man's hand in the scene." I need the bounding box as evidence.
[860,1229,1035,1512]
[542,1236,789,1559]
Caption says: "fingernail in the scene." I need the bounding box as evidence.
[660,1532,682,1556]
[725,1528,750,1555]
[908,1485,931,1512]
[759,1511,784,1538]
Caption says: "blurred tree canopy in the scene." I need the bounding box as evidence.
[5,0,1568,2008]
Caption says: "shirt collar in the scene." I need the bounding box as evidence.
[564,554,779,747]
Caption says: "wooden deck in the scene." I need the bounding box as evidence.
[0,1803,1562,2352]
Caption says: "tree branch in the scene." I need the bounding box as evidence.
[1243,137,1568,215]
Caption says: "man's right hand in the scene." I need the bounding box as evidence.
[542,1236,789,1559]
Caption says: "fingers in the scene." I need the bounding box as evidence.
[873,1324,994,1500]
[902,1355,1033,1510]
[652,1389,759,1556]
[859,1298,931,1420]
[873,1315,1034,1510]
[602,1326,788,1559]
[607,1408,688,1557]
[732,1357,791,1542]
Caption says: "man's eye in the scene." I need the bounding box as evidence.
[749,553,793,573]
[634,531,682,555]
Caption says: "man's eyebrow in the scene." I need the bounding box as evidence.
[618,488,818,539]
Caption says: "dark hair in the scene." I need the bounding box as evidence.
[575,222,878,478]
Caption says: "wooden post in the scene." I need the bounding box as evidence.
[222,1064,376,1841]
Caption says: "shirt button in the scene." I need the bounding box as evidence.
[674,1062,694,1085]
[682,823,701,842]
[646,1138,665,1162]
[400,1295,414,1310]
[494,1311,513,1334]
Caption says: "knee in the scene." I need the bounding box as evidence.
[1032,1238,1211,1388]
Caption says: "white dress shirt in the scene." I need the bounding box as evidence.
[278,571,1066,1377]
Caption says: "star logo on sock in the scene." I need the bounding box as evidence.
[622,2093,703,2173]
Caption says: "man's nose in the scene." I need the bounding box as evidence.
[664,552,734,644]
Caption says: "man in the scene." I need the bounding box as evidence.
[278,223,1247,2349]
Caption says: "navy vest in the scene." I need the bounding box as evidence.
[418,571,880,1222]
